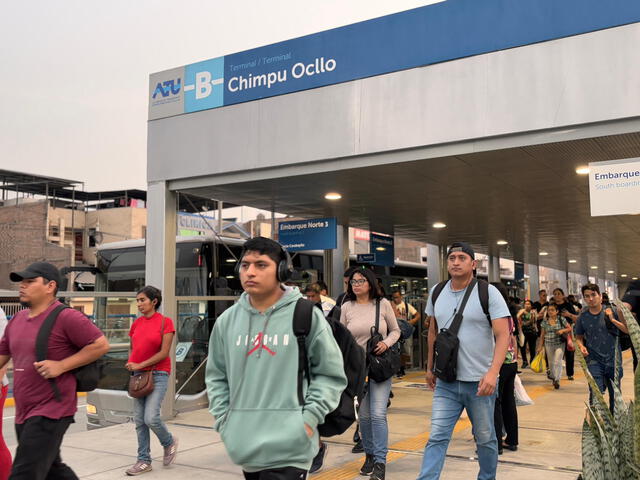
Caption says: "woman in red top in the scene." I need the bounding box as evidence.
[124,286,178,476]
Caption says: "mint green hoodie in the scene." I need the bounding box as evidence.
[206,286,347,472]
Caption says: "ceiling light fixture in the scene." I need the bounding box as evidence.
[621,274,628,278]
[568,259,577,264]
[607,270,614,274]
[496,240,508,245]
[576,166,590,175]
[433,222,446,229]
[324,192,342,200]
[590,266,598,270]
[539,251,548,256]
[226,258,236,263]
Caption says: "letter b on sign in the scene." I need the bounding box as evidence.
[196,71,212,99]
[185,57,225,113]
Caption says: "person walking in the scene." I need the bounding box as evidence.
[491,283,519,455]
[537,304,571,389]
[551,288,578,381]
[0,262,109,480]
[125,286,178,476]
[341,267,400,480]
[517,300,538,368]
[206,237,346,480]
[0,307,11,480]
[417,242,510,480]
[391,290,420,377]
[575,283,628,412]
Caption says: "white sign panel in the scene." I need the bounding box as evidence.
[589,158,640,216]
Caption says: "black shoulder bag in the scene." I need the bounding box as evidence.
[432,279,477,383]
[36,305,101,402]
[367,299,401,383]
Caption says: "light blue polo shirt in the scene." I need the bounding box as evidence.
[426,280,510,381]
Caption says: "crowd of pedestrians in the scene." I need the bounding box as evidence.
[0,239,635,480]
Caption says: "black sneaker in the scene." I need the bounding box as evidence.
[359,454,374,475]
[370,462,385,480]
[309,442,327,474]
[352,440,364,454]
[553,380,560,389]
[568,376,574,381]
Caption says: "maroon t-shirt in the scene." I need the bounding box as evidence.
[0,301,104,424]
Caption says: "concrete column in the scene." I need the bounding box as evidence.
[426,243,443,292]
[527,264,540,301]
[146,181,177,418]
[488,255,500,283]
[325,224,348,298]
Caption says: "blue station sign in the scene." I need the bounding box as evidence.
[370,233,394,267]
[357,254,376,264]
[278,217,337,252]
[149,0,640,120]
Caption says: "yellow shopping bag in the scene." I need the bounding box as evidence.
[530,350,547,373]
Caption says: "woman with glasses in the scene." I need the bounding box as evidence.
[340,267,400,480]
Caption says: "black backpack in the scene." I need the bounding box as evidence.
[431,278,491,326]
[35,305,101,402]
[293,298,366,437]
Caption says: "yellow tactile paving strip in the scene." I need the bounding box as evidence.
[312,352,635,480]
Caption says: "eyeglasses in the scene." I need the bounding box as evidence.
[350,279,367,286]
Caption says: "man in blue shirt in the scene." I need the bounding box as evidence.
[417,242,511,480]
[575,283,628,413]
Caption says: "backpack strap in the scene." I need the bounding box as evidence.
[292,298,314,406]
[430,281,448,309]
[477,279,491,326]
[35,304,68,402]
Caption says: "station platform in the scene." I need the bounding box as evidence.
[42,354,634,479]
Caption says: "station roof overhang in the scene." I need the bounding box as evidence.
[171,119,640,281]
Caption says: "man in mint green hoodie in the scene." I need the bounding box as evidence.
[206,237,347,479]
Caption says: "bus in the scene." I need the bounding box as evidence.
[86,235,429,428]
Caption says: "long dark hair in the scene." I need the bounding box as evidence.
[346,267,382,301]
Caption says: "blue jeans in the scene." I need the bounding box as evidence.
[359,377,392,464]
[587,360,622,413]
[417,380,498,480]
[133,371,174,463]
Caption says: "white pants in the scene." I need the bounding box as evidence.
[545,344,564,382]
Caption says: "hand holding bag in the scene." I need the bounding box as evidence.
[367,300,401,383]
[128,316,165,398]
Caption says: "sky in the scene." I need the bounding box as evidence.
[0,0,434,192]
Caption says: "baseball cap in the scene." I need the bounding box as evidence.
[447,242,475,259]
[10,262,62,285]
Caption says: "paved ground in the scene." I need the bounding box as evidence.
[3,353,635,479]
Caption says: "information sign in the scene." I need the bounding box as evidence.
[589,158,640,216]
[278,217,337,251]
[370,233,395,267]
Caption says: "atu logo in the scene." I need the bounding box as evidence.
[152,78,181,99]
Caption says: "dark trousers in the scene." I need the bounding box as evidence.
[10,416,77,480]
[494,362,519,447]
[632,346,638,372]
[521,332,538,365]
[565,344,575,377]
[243,467,307,480]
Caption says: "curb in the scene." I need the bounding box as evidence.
[4,391,86,408]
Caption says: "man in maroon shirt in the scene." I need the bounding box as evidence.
[0,262,109,480]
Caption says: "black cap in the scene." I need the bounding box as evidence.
[447,242,475,259]
[10,262,61,285]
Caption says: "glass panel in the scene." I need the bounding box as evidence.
[175,298,235,395]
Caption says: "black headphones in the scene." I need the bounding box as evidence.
[234,244,294,283]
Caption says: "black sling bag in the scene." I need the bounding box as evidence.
[433,279,477,383]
